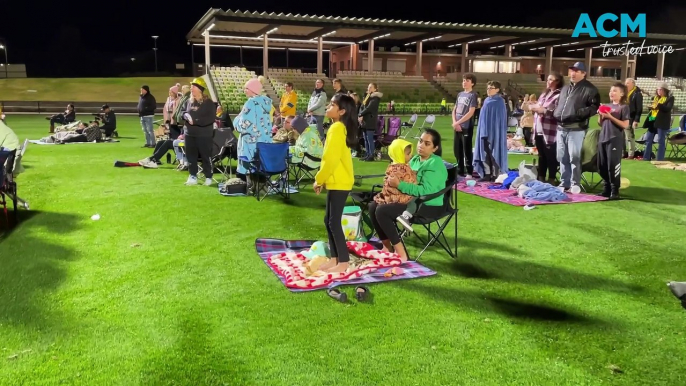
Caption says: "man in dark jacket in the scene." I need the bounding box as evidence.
[553,62,600,190]
[138,85,157,147]
[624,78,643,158]
[99,104,117,138]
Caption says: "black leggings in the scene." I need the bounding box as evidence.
[369,201,446,245]
[151,139,173,162]
[185,135,213,178]
[454,127,473,175]
[534,135,558,181]
[324,190,350,263]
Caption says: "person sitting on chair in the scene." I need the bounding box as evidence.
[289,116,323,169]
[0,120,19,152]
[368,129,447,263]
[273,115,299,145]
[47,104,76,133]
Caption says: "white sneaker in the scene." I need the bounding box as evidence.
[139,159,158,168]
[396,213,414,233]
[204,178,213,186]
[185,175,198,185]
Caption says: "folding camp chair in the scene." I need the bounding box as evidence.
[0,150,19,227]
[398,163,458,261]
[377,117,401,158]
[289,153,321,189]
[400,114,418,139]
[349,174,386,239]
[667,132,686,160]
[244,142,291,201]
[412,115,436,139]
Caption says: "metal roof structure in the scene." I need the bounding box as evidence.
[187,9,686,53]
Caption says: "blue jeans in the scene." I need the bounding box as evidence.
[556,128,586,188]
[364,130,375,159]
[140,116,155,146]
[173,139,185,163]
[644,128,669,161]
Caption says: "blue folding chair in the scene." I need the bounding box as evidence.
[246,142,291,201]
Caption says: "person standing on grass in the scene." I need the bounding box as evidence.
[358,83,382,161]
[596,82,630,200]
[553,62,600,191]
[642,83,674,162]
[452,73,478,177]
[182,78,217,186]
[138,85,157,148]
[472,81,508,181]
[307,79,328,141]
[624,78,643,159]
[529,72,563,184]
[313,94,357,274]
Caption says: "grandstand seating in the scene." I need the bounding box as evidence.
[336,71,441,105]
[209,66,259,112]
[267,69,331,114]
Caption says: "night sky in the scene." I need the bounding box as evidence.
[2,2,685,77]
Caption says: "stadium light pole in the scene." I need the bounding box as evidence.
[0,44,7,79]
[152,36,159,73]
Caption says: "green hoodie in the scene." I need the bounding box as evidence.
[398,154,448,206]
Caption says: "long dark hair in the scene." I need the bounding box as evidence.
[423,128,442,157]
[331,94,358,148]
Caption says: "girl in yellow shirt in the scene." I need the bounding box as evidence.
[313,94,357,273]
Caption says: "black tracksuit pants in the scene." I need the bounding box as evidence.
[597,137,623,189]
[454,127,473,175]
[185,135,213,178]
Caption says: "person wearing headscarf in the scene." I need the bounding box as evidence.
[233,78,273,189]
[289,116,323,169]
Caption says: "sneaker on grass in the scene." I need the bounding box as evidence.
[204,178,213,186]
[185,175,198,185]
[139,159,158,168]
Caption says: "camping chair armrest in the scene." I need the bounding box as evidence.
[303,153,321,163]
[413,184,452,208]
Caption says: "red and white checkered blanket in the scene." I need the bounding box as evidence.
[266,241,403,290]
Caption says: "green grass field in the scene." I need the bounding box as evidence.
[1,115,686,385]
[0,78,192,102]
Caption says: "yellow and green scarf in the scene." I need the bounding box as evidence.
[648,96,666,121]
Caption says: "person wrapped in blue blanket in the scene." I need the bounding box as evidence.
[473,81,508,182]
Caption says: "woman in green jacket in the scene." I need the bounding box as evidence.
[368,128,448,262]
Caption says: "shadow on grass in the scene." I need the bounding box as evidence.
[428,237,643,294]
[0,210,81,327]
[139,311,252,384]
[398,281,603,324]
[619,186,686,206]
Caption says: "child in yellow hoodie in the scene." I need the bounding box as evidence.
[374,139,417,205]
[313,94,357,274]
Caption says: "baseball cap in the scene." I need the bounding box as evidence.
[569,62,587,72]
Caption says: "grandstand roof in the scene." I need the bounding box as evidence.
[187,9,686,52]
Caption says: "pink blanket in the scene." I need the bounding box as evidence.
[454,181,608,206]
[266,241,403,290]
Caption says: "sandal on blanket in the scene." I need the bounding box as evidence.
[355,286,370,302]
[327,288,347,303]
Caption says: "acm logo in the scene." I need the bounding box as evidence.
[572,13,646,38]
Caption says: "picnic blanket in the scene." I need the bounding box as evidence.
[30,139,119,145]
[455,181,608,206]
[256,238,437,291]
